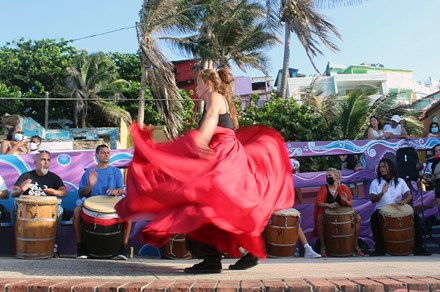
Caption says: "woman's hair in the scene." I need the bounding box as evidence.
[6,127,18,141]
[344,154,358,170]
[429,122,439,133]
[326,168,341,181]
[198,67,239,129]
[369,116,383,130]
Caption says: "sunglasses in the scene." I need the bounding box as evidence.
[16,131,23,134]
[38,150,51,154]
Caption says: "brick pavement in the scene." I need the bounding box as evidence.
[2,276,440,292]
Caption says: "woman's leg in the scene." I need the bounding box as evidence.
[317,214,326,254]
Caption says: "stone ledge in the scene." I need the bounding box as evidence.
[2,276,440,292]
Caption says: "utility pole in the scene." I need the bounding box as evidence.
[44,91,49,128]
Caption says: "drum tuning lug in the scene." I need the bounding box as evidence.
[33,212,38,218]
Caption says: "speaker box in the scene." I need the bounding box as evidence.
[396,147,419,181]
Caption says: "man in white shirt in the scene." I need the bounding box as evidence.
[383,115,411,139]
[369,158,430,256]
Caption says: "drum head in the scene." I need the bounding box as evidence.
[273,208,301,217]
[380,204,413,217]
[325,207,354,216]
[83,196,120,213]
[16,195,60,205]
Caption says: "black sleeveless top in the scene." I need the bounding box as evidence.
[325,185,342,205]
[198,100,234,130]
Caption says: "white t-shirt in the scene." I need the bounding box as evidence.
[369,177,409,210]
[383,124,403,136]
[0,175,7,192]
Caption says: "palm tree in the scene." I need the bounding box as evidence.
[303,84,425,140]
[59,52,131,128]
[278,0,341,99]
[137,0,206,137]
[163,0,280,75]
[259,0,367,99]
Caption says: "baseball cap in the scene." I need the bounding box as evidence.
[391,115,401,123]
[290,158,300,173]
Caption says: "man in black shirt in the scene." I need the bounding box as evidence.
[12,150,66,256]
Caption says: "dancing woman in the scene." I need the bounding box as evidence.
[115,67,295,273]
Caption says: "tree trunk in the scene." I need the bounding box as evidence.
[279,22,291,100]
[73,97,79,128]
[81,105,87,128]
[137,65,146,128]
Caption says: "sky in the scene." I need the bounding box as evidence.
[1,0,439,82]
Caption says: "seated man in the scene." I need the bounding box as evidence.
[11,150,66,256]
[383,115,411,139]
[73,144,131,260]
[369,158,430,256]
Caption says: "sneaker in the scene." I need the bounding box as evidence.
[229,253,259,270]
[76,244,88,259]
[304,247,321,258]
[53,244,59,258]
[115,245,129,260]
[184,260,222,274]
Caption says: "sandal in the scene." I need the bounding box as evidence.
[355,246,365,257]
[320,247,328,257]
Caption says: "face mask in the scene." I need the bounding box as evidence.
[432,127,439,133]
[326,177,335,185]
[14,133,23,141]
[29,143,40,151]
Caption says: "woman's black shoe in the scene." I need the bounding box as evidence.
[229,253,259,270]
[184,260,222,274]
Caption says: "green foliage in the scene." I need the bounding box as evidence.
[58,52,131,127]
[119,81,163,125]
[0,83,23,116]
[239,94,334,142]
[0,38,77,93]
[107,52,142,82]
[0,39,78,123]
[336,86,378,139]
[238,93,338,172]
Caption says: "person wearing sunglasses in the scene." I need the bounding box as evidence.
[1,126,30,155]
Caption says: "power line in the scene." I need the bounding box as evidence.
[0,97,201,101]
[67,25,137,43]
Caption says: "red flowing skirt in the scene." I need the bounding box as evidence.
[115,123,294,258]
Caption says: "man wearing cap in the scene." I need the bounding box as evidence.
[383,115,411,139]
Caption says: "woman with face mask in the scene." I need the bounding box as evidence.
[1,126,30,155]
[427,122,440,137]
[312,168,363,257]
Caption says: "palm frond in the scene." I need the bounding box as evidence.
[90,100,132,125]
[282,0,341,73]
